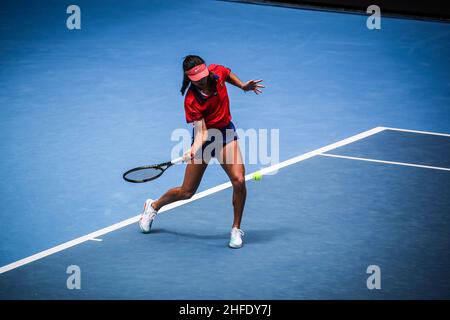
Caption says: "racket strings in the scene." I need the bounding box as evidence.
[124,167,163,182]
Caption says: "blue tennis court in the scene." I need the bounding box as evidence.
[1,0,450,300]
[1,127,449,299]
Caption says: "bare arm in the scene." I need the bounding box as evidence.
[184,118,208,161]
[226,72,245,89]
[226,72,265,95]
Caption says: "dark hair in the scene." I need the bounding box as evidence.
[180,55,216,96]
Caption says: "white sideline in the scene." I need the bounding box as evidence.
[320,153,450,171]
[0,126,386,275]
[257,126,386,176]
[382,127,450,138]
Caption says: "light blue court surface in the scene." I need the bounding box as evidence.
[1,0,450,299]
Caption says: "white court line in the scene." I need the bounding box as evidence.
[256,126,386,176]
[321,153,450,172]
[0,126,385,275]
[381,127,450,138]
[89,238,103,242]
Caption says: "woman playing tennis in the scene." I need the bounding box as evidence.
[139,55,264,248]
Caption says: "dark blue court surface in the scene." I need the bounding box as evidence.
[1,0,450,300]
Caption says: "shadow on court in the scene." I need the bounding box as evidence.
[150,227,292,244]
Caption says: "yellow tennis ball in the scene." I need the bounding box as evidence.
[253,171,262,181]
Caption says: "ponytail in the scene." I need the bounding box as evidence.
[180,74,191,96]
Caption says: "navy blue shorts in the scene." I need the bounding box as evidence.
[191,121,238,158]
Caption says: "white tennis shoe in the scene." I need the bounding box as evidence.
[229,227,244,248]
[139,199,157,233]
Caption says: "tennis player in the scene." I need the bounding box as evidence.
[139,55,264,248]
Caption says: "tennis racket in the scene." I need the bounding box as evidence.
[123,156,184,183]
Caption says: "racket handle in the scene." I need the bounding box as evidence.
[171,157,184,165]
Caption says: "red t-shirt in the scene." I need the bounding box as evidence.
[184,64,232,129]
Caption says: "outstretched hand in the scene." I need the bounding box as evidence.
[242,79,265,94]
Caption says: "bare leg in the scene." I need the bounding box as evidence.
[219,140,246,228]
[152,160,208,211]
